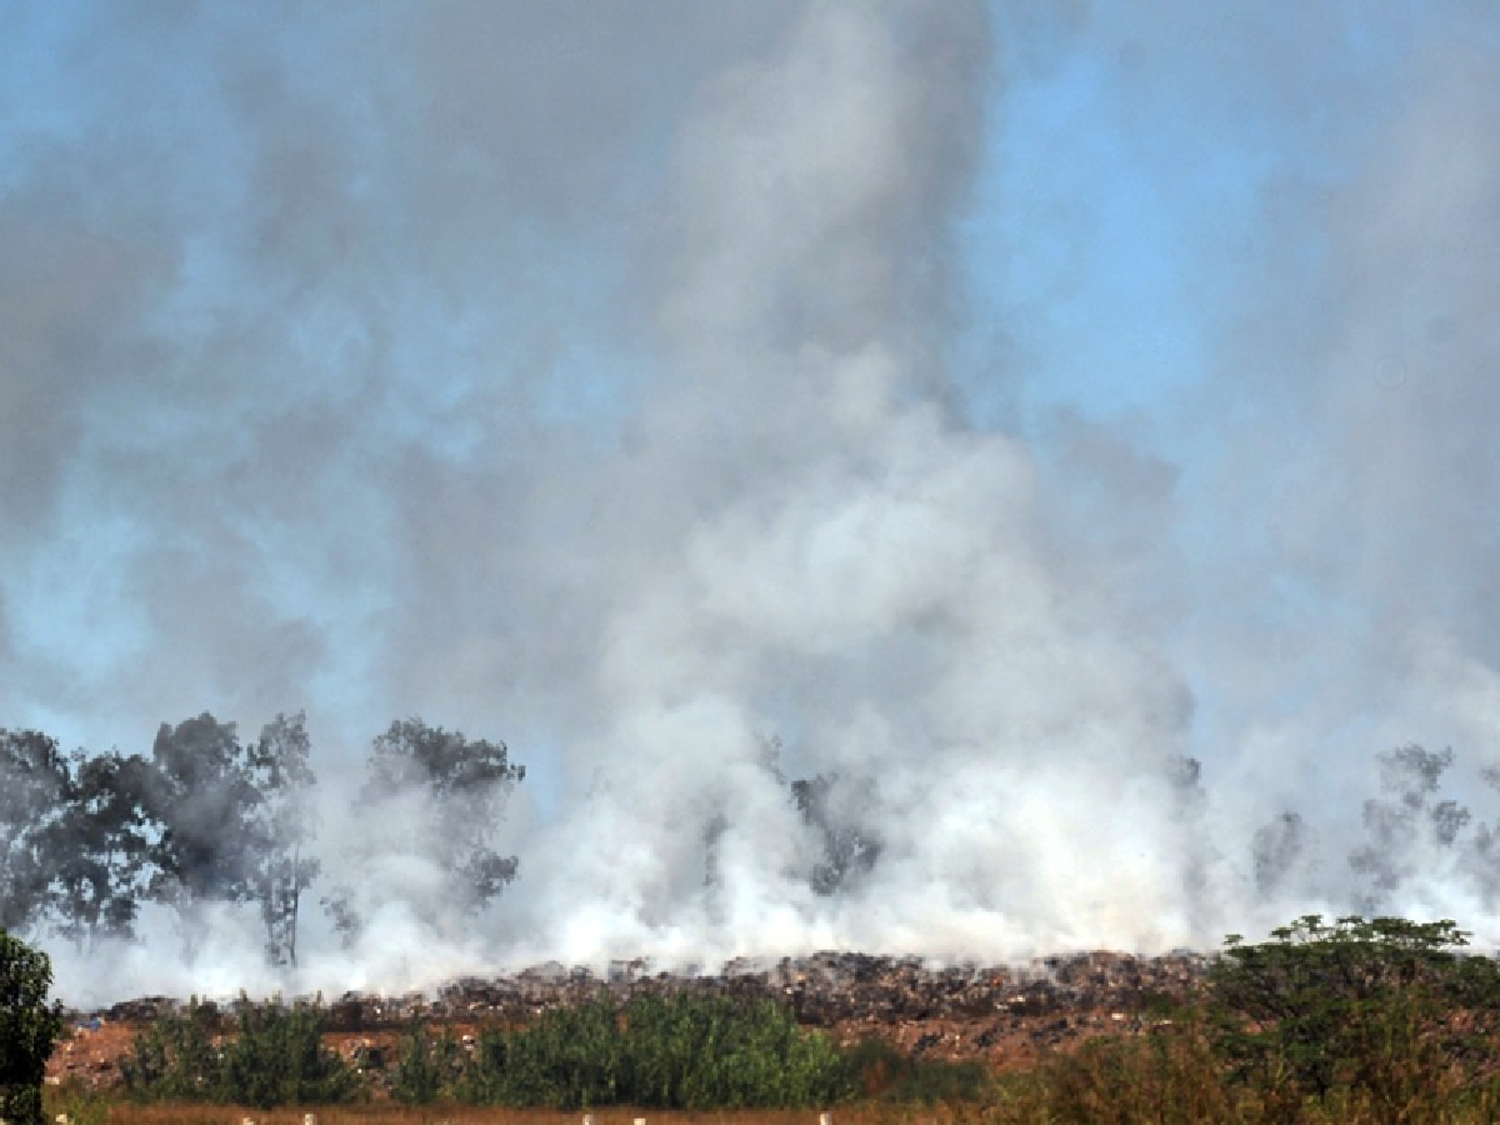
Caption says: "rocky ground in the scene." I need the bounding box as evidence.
[49,949,1210,1090]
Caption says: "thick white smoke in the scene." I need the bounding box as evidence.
[495,0,1205,967]
[4,2,1500,1005]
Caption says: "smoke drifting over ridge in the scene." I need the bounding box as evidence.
[4,1,1500,1004]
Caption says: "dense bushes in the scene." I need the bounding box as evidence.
[390,1021,462,1105]
[418,993,852,1109]
[131,992,849,1110]
[121,996,356,1108]
[1011,1019,1500,1124]
[1019,1022,1243,1123]
[1005,915,1500,1124]
[1206,915,1500,1121]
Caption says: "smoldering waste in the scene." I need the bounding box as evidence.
[52,949,1207,1088]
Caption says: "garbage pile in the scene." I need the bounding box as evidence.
[62,949,1210,1074]
[319,948,1208,1059]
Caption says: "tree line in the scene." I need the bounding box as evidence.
[0,714,524,966]
[12,703,1493,973]
[0,715,887,968]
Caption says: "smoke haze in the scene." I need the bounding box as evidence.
[3,1,1500,1005]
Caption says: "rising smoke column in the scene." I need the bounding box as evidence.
[1186,31,1500,933]
[492,0,1500,966]
[493,0,1213,968]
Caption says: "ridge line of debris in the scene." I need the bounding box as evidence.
[94,949,1210,1030]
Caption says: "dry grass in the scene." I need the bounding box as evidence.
[89,1105,990,1125]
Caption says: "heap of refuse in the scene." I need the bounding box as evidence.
[310,949,1208,1041]
[63,950,1210,1079]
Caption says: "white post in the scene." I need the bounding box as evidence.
[583,1115,596,1125]
[820,1112,834,1125]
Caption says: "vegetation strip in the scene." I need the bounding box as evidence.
[17,915,1500,1122]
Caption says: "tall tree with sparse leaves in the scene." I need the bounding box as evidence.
[0,731,71,935]
[369,718,525,909]
[1349,744,1470,909]
[791,773,882,896]
[331,718,524,935]
[246,713,320,967]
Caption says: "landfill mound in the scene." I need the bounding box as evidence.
[52,949,1209,1088]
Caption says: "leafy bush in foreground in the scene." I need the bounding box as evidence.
[391,1021,462,1105]
[119,998,220,1102]
[1210,915,1500,1111]
[461,992,852,1109]
[1000,915,1500,1124]
[121,995,356,1108]
[1024,1021,1240,1123]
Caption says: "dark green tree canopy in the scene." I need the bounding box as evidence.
[0,927,65,1125]
[48,750,161,948]
[1211,914,1500,1101]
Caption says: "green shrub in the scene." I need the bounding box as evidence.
[121,995,356,1108]
[119,998,222,1102]
[978,916,1500,1124]
[1209,915,1500,1113]
[391,1022,463,1104]
[219,995,358,1107]
[461,992,852,1109]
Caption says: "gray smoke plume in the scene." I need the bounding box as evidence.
[3,1,1500,1004]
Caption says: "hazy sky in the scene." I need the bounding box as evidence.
[4,1,1500,995]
